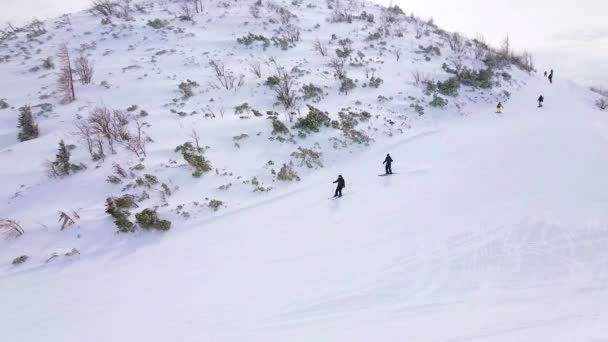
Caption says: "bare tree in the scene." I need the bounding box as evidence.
[329,56,346,80]
[75,120,95,158]
[0,219,24,238]
[248,61,262,78]
[87,107,130,154]
[446,32,466,54]
[123,118,147,158]
[313,39,328,57]
[57,44,75,103]
[73,54,94,85]
[90,0,117,17]
[268,62,297,111]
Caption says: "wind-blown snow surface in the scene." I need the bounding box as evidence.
[1,1,608,341]
[3,77,608,341]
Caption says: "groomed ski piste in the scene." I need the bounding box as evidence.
[1,0,608,341]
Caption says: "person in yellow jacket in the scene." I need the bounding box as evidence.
[496,102,503,113]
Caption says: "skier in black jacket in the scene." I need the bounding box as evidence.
[333,175,345,197]
[548,69,554,84]
[383,154,393,175]
[538,95,544,108]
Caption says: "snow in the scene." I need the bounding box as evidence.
[1,0,608,341]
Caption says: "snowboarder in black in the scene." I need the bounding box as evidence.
[383,154,393,175]
[548,69,554,84]
[333,175,345,198]
[538,95,544,108]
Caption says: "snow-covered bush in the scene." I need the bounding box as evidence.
[74,54,94,85]
[294,105,331,133]
[0,99,8,109]
[291,147,323,168]
[17,105,39,142]
[301,83,323,101]
[457,68,494,89]
[105,195,138,233]
[41,56,54,70]
[339,77,356,95]
[277,163,300,181]
[237,33,270,48]
[12,255,28,265]
[271,118,290,135]
[596,98,608,110]
[436,77,460,97]
[135,209,171,231]
[208,199,224,212]
[147,19,168,29]
[234,103,251,115]
[368,76,383,88]
[178,79,199,99]
[175,142,211,177]
[430,94,448,108]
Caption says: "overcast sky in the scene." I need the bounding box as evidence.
[1,0,607,85]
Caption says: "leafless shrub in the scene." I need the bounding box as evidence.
[596,98,608,110]
[411,70,430,85]
[74,54,94,85]
[74,120,95,158]
[329,56,346,80]
[26,19,46,37]
[57,44,75,103]
[58,210,80,230]
[41,56,54,69]
[268,61,297,111]
[392,49,401,61]
[190,128,202,152]
[473,35,489,61]
[90,0,117,17]
[249,61,262,78]
[178,4,194,21]
[192,0,203,13]
[314,39,328,57]
[88,107,130,154]
[0,219,24,238]
[208,59,243,90]
[279,24,300,43]
[446,32,466,54]
[123,117,147,158]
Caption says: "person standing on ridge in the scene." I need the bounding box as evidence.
[538,95,544,108]
[496,102,503,113]
[333,175,346,198]
[383,154,393,175]
[544,70,548,77]
[548,69,554,84]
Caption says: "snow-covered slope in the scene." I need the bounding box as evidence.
[1,0,607,341]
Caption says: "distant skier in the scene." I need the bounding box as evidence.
[544,70,548,77]
[496,102,503,113]
[548,69,554,84]
[538,95,544,108]
[333,175,346,198]
[383,154,393,175]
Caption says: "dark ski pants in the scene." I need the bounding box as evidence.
[385,164,393,174]
[335,187,343,197]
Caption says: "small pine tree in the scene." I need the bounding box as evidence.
[17,105,39,142]
[55,140,71,176]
